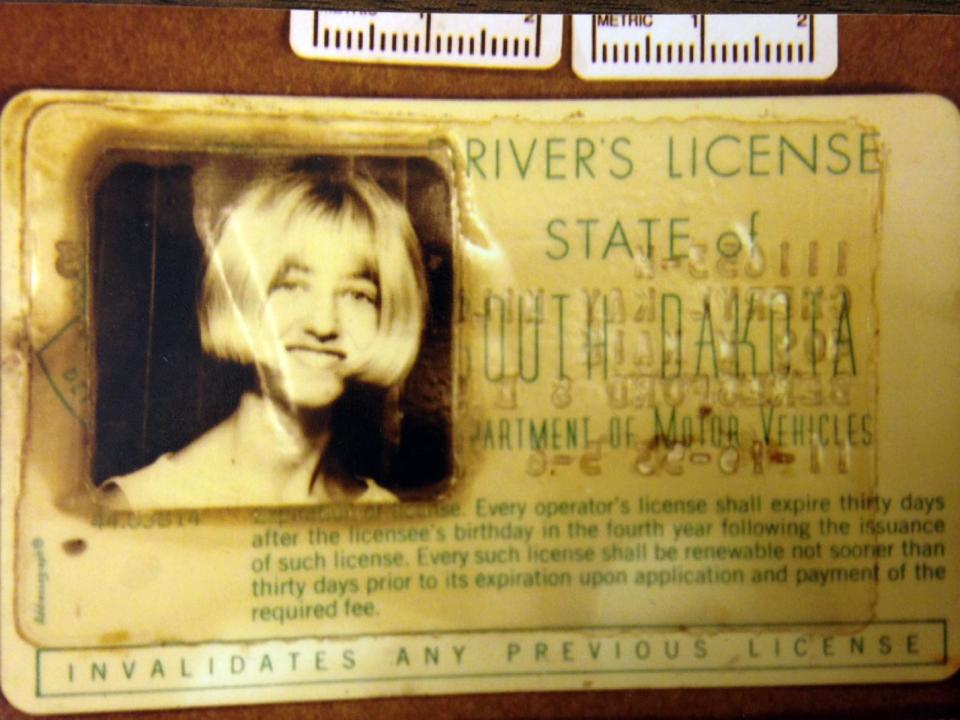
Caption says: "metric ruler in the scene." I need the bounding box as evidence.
[290,12,563,69]
[572,14,838,80]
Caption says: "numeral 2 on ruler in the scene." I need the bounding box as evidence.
[291,12,563,69]
[572,14,838,80]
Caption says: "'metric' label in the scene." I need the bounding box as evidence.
[572,14,838,79]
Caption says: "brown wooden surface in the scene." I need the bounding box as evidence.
[3,1,960,13]
[0,10,957,105]
[0,6,958,719]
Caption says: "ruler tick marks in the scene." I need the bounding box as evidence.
[810,15,816,62]
[699,15,706,63]
[290,12,561,68]
[572,13,836,79]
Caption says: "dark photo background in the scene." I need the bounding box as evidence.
[91,153,454,498]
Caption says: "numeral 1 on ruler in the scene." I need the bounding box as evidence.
[290,12,563,69]
[572,14,838,80]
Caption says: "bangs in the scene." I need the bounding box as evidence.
[228,190,381,301]
[284,203,380,280]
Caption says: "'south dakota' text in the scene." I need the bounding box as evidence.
[477,283,859,385]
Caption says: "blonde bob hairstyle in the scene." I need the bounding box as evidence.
[197,166,428,389]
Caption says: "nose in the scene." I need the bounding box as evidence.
[303,289,339,340]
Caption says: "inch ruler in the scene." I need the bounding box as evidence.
[290,12,563,69]
[572,14,838,80]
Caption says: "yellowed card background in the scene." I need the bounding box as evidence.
[2,92,958,713]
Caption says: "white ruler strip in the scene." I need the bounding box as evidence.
[572,14,838,80]
[290,12,563,69]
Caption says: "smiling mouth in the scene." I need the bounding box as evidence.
[285,344,347,361]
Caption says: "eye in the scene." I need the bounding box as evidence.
[339,279,379,306]
[344,288,377,305]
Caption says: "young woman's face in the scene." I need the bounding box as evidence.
[252,211,380,409]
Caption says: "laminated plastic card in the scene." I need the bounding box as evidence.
[1,91,958,713]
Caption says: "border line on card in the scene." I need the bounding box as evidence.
[34,619,948,697]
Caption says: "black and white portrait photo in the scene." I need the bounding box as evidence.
[93,152,454,509]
